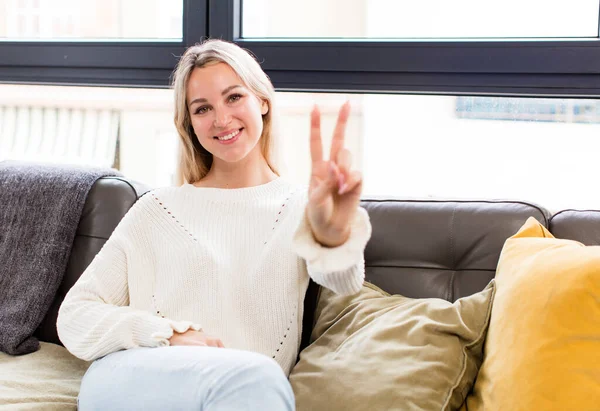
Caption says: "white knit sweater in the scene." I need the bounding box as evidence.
[57,178,371,375]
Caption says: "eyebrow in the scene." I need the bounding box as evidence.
[188,85,243,107]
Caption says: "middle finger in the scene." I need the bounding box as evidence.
[329,101,351,161]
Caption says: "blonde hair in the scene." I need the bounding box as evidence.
[172,39,278,184]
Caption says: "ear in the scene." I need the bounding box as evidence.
[261,100,269,116]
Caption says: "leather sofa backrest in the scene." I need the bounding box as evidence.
[549,209,600,246]
[35,176,149,345]
[361,199,551,302]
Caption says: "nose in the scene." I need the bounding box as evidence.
[213,107,232,128]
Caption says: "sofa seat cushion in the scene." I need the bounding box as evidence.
[464,217,600,411]
[290,280,495,411]
[0,342,90,410]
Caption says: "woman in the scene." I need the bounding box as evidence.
[57,39,371,410]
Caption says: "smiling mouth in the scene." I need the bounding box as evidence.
[214,128,243,141]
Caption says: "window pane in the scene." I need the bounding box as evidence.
[274,92,600,211]
[0,0,183,41]
[243,0,599,39]
[0,84,179,187]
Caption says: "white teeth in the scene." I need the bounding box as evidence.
[217,129,240,141]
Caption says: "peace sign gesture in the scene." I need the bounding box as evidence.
[306,102,363,248]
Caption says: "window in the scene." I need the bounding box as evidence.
[242,0,600,39]
[2,1,600,210]
[0,0,205,86]
[214,0,600,96]
[0,0,184,40]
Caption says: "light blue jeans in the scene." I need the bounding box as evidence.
[77,346,295,410]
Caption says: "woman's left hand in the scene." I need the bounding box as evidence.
[306,101,363,248]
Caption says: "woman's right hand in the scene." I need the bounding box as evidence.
[168,329,225,348]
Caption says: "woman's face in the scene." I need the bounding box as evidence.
[186,62,268,167]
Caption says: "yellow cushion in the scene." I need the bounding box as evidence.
[290,280,495,411]
[464,217,600,411]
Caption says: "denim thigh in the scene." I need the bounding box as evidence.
[77,346,295,411]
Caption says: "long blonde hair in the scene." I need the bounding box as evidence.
[171,39,278,184]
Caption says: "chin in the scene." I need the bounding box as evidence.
[214,151,252,164]
[221,156,248,164]
[214,145,262,164]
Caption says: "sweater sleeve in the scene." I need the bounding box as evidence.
[56,201,201,362]
[292,206,372,296]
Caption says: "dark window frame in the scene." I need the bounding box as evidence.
[2,0,600,97]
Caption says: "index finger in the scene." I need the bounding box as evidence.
[310,105,323,165]
[329,101,351,161]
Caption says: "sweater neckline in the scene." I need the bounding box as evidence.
[180,177,294,202]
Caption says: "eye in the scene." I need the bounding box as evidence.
[194,106,210,115]
[228,93,243,103]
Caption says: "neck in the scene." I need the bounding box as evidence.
[196,155,278,189]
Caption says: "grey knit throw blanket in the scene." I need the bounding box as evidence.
[0,161,122,355]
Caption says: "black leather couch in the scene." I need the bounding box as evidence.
[36,176,600,355]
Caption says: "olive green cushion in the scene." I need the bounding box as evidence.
[290,280,495,411]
